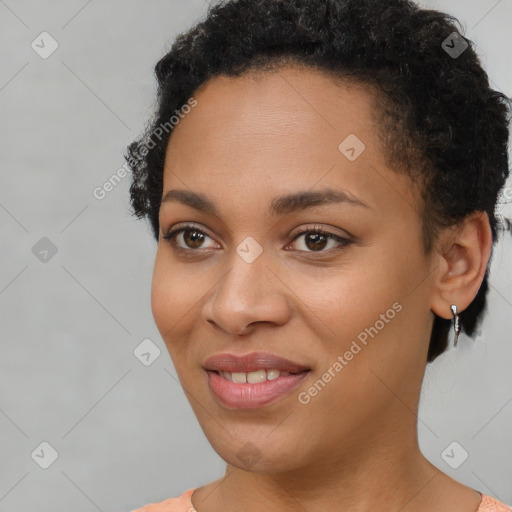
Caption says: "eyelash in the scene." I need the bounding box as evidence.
[162,223,352,256]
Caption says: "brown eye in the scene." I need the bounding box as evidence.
[304,233,328,251]
[290,227,352,253]
[162,224,218,251]
[182,229,205,249]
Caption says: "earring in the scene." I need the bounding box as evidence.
[450,304,460,347]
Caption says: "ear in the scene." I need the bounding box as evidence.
[430,211,493,320]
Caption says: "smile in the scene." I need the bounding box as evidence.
[206,369,310,409]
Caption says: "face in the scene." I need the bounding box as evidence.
[151,65,438,474]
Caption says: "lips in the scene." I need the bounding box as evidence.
[202,351,311,374]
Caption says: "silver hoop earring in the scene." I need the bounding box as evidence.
[450,304,460,347]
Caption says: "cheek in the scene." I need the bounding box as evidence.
[293,262,394,345]
[150,250,211,360]
[150,254,169,333]
[150,256,193,377]
[150,252,191,341]
[299,241,417,355]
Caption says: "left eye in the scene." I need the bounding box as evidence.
[288,228,352,253]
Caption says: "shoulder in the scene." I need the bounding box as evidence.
[478,494,512,512]
[131,488,196,512]
[131,489,512,512]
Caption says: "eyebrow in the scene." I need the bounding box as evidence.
[160,187,371,216]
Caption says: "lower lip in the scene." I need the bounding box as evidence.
[206,370,310,409]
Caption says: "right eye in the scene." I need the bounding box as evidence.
[162,223,219,252]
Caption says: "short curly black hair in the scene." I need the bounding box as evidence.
[125,0,512,363]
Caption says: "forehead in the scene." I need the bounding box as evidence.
[169,65,378,149]
[162,65,420,222]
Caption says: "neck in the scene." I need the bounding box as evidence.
[195,415,445,512]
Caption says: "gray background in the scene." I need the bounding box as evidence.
[0,1,511,511]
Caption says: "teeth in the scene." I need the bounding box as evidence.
[266,369,281,380]
[231,372,247,383]
[219,369,292,383]
[247,369,267,384]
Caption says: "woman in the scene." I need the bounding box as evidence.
[127,0,512,510]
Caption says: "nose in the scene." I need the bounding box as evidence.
[201,249,292,336]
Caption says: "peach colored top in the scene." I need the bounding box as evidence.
[133,488,512,512]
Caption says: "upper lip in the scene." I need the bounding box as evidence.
[203,351,310,374]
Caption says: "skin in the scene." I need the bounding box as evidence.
[149,65,492,512]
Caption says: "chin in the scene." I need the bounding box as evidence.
[207,431,305,474]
